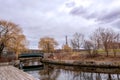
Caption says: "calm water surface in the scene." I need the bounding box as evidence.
[26,64,120,80]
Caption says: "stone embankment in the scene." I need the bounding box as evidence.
[42,59,120,68]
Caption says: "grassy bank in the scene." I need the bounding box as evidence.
[47,51,120,63]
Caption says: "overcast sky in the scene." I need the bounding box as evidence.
[0,0,120,49]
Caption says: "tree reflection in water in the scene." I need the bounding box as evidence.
[39,64,60,80]
[26,64,120,80]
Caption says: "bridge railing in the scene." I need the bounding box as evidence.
[18,53,44,59]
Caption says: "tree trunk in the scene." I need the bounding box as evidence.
[47,43,50,53]
[88,49,91,57]
[113,50,116,57]
[106,49,109,57]
[108,74,112,80]
[105,46,109,57]
[0,43,5,57]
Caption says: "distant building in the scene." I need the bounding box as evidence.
[62,36,72,52]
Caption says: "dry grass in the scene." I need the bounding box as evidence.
[52,51,120,63]
[0,57,16,62]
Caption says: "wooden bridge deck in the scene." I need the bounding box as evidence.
[0,65,36,80]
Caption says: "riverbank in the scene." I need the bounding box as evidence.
[42,59,120,68]
[42,52,120,68]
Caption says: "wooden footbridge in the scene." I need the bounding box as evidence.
[0,65,36,80]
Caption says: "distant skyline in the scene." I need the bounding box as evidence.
[0,0,120,49]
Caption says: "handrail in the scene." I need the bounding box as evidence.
[18,53,44,58]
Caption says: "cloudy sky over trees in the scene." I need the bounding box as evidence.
[0,0,120,49]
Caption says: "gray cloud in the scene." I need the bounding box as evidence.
[70,7,120,23]
[97,9,120,23]
[70,6,87,16]
[111,19,120,28]
[65,1,76,8]
[69,0,120,25]
[0,0,120,49]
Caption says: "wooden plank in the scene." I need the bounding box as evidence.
[0,66,36,80]
[0,63,10,66]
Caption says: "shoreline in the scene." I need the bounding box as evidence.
[42,59,120,68]
[1,58,120,68]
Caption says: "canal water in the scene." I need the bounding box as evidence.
[25,64,120,80]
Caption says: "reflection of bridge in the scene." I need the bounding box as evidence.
[18,53,44,70]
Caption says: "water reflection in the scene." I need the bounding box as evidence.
[26,64,120,80]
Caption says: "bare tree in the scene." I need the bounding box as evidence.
[90,31,101,54]
[0,20,28,58]
[83,40,93,56]
[91,27,120,57]
[38,37,58,53]
[71,32,84,51]
[90,28,111,56]
[109,32,120,57]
